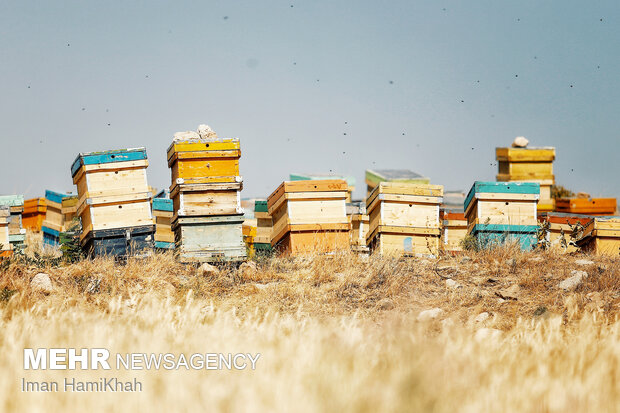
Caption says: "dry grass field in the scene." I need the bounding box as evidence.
[0,235,618,412]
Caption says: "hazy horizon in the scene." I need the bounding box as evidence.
[1,1,618,201]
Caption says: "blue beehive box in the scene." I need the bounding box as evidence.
[152,194,174,250]
[464,181,540,250]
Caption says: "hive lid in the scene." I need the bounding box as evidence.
[45,190,75,204]
[365,169,430,186]
[254,200,268,213]
[267,180,348,210]
[152,198,173,212]
[464,181,540,212]
[0,195,24,207]
[71,148,147,177]
[290,173,356,187]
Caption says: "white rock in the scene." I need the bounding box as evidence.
[239,261,258,278]
[199,263,220,277]
[197,124,218,140]
[475,328,503,342]
[475,312,490,323]
[558,270,587,291]
[417,308,443,321]
[30,273,53,294]
[445,279,461,289]
[512,136,529,148]
[173,131,200,142]
[575,259,594,266]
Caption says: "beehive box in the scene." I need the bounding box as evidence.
[22,197,47,232]
[366,182,443,256]
[268,180,350,255]
[170,182,243,217]
[242,222,257,257]
[0,206,11,255]
[465,181,539,250]
[441,210,467,253]
[350,213,370,254]
[496,147,555,212]
[291,173,356,202]
[72,148,153,240]
[172,214,246,263]
[152,196,174,250]
[365,169,430,198]
[81,225,155,258]
[167,138,241,184]
[62,196,79,227]
[0,195,25,248]
[555,197,617,216]
[254,200,273,253]
[538,212,592,252]
[576,216,620,256]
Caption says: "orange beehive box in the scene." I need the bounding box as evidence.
[22,197,47,232]
[167,139,241,185]
[555,198,617,216]
[267,180,350,255]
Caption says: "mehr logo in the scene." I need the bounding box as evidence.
[24,349,110,370]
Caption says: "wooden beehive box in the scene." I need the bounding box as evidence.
[167,138,241,185]
[71,148,153,243]
[0,206,11,255]
[365,169,430,198]
[242,222,257,257]
[0,195,25,248]
[496,147,555,212]
[81,226,154,258]
[366,182,443,256]
[170,182,243,217]
[22,198,47,232]
[267,180,350,255]
[172,214,247,263]
[290,173,355,203]
[576,216,620,256]
[152,196,174,250]
[538,212,592,252]
[555,197,617,216]
[465,181,539,250]
[350,213,370,253]
[61,196,79,227]
[254,200,273,252]
[440,210,467,253]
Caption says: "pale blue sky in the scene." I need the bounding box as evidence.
[1,1,618,201]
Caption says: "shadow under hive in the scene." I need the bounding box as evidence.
[167,138,246,263]
[464,181,539,251]
[366,182,443,257]
[71,148,154,258]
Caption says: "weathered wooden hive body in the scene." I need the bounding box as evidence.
[253,200,273,253]
[366,182,443,256]
[0,206,11,257]
[496,147,555,212]
[555,197,617,216]
[268,180,350,255]
[464,181,539,250]
[168,138,246,263]
[350,213,370,254]
[365,169,430,198]
[0,195,25,248]
[22,198,47,232]
[538,212,593,252]
[290,173,356,203]
[576,216,620,257]
[71,148,154,257]
[152,191,174,250]
[41,190,77,246]
[440,210,467,253]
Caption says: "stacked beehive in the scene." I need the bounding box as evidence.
[168,137,246,263]
[268,180,350,255]
[538,212,592,252]
[152,190,174,250]
[71,148,154,257]
[0,206,11,257]
[350,213,370,254]
[61,195,79,227]
[0,195,25,249]
[576,216,620,256]
[496,146,555,212]
[22,198,47,232]
[366,182,443,256]
[290,173,356,202]
[555,196,617,216]
[365,169,430,198]
[253,200,273,254]
[42,190,76,246]
[440,210,468,253]
[465,181,539,250]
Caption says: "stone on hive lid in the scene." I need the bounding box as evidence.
[173,130,200,142]
[512,136,529,148]
[197,124,218,140]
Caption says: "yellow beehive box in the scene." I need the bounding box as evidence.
[167,138,241,185]
[366,182,443,256]
[440,210,467,253]
[267,180,350,254]
[71,148,153,240]
[170,182,243,218]
[22,198,47,232]
[576,217,620,256]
